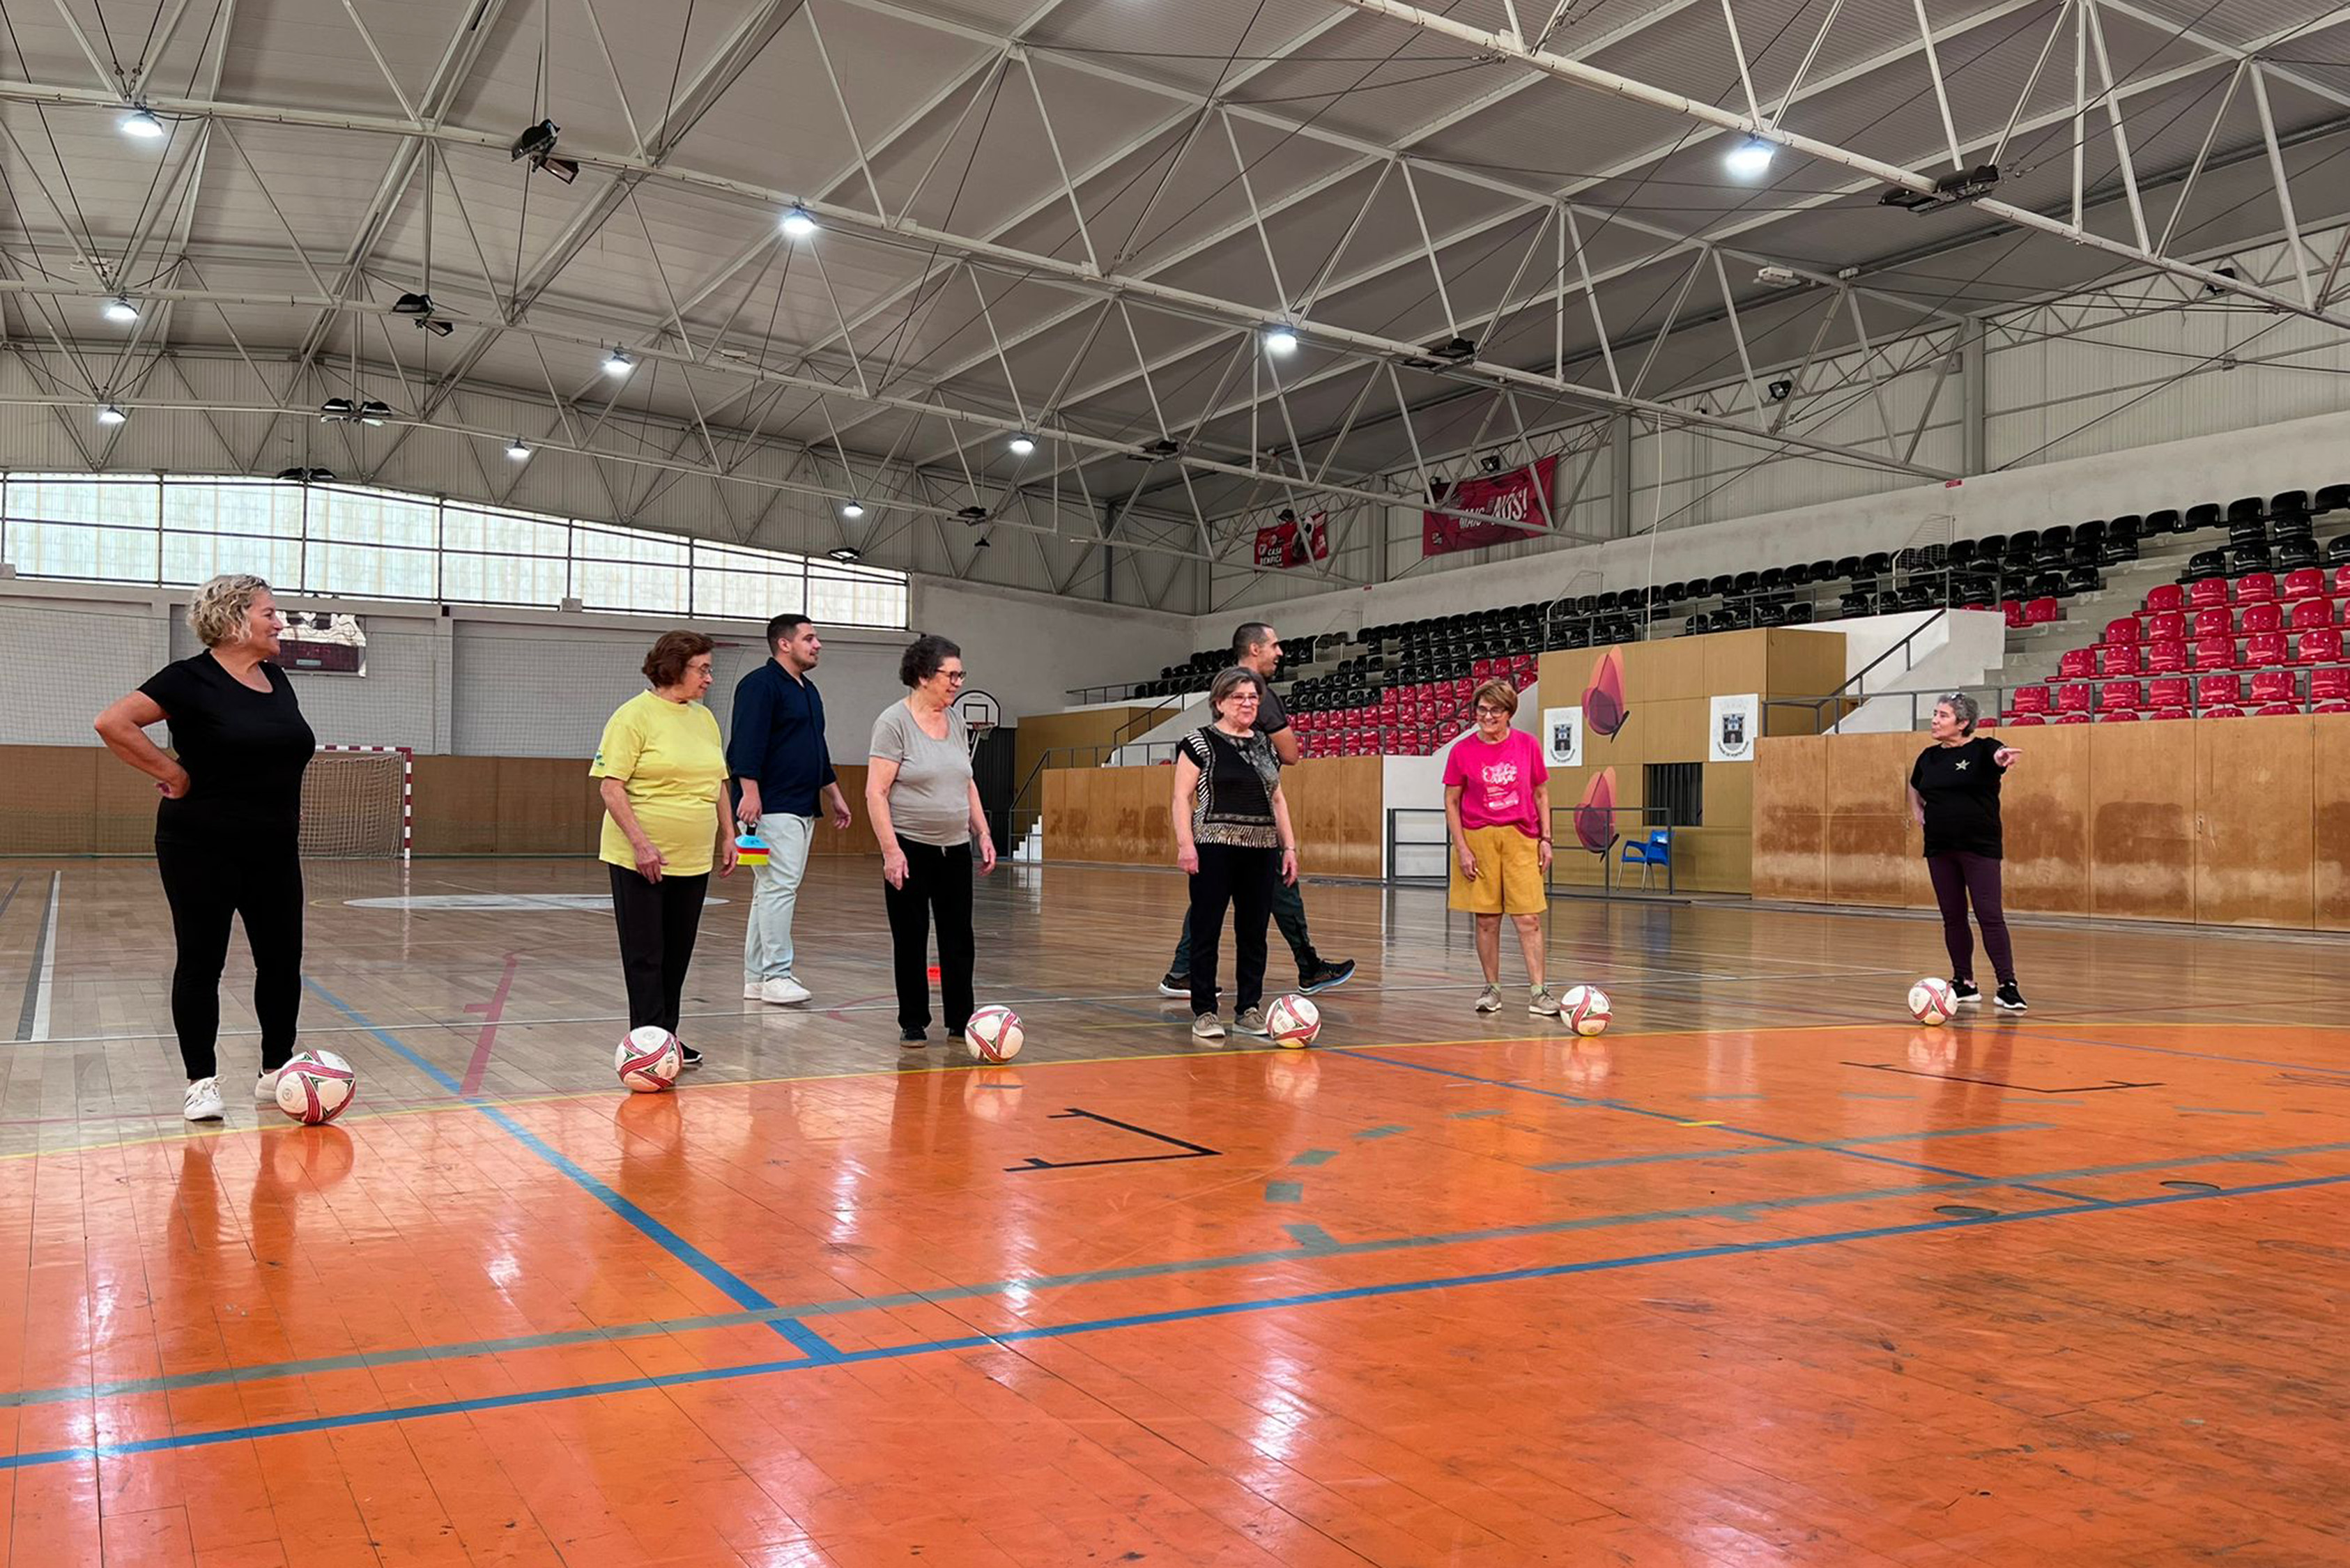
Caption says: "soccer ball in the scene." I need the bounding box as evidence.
[615,1027,682,1093]
[966,1005,1024,1062]
[1907,978,1956,1027]
[274,1050,358,1125]
[1264,993,1320,1048]
[1559,985,1611,1037]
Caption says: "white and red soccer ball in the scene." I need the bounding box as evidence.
[965,1006,1024,1063]
[615,1027,683,1093]
[1559,985,1611,1038]
[275,1050,358,1125]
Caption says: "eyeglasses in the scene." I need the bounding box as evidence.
[1473,705,1509,716]
[941,670,967,683]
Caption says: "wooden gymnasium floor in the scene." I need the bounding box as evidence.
[1,856,2347,1568]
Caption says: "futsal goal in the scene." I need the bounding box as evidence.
[302,745,412,861]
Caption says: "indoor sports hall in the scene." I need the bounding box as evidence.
[2,1,2348,1565]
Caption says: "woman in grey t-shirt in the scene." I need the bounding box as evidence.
[866,633,995,1046]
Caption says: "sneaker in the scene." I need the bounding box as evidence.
[759,976,812,1006]
[1995,983,2028,1012]
[743,982,764,1001]
[1529,987,1561,1017]
[900,1030,928,1048]
[253,1068,282,1103]
[1298,958,1356,994]
[1233,1006,1268,1036]
[1475,985,1503,1013]
[1951,981,1982,1004]
[184,1077,224,1122]
[1191,1013,1227,1041]
[679,1043,705,1069]
[1158,970,1191,998]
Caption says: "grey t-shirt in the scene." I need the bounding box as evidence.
[869,701,973,847]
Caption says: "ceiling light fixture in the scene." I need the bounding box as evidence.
[509,118,579,182]
[1264,323,1300,355]
[1007,433,1036,456]
[506,438,532,461]
[358,399,391,426]
[840,500,866,518]
[827,546,863,562]
[781,204,818,239]
[318,397,355,420]
[120,106,164,140]
[1726,137,1775,178]
[103,296,139,323]
[95,403,127,426]
[601,347,633,377]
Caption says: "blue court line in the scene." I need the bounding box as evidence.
[1356,1124,1409,1139]
[303,978,834,1360]
[1448,1109,1506,1119]
[1284,1224,1338,1252]
[1955,1026,2350,1082]
[1263,1181,1303,1204]
[1290,1148,1338,1167]
[2176,1107,2264,1116]
[1692,1093,1768,1102]
[1339,1050,2097,1202]
[8,1169,2344,1475]
[1533,1122,2053,1172]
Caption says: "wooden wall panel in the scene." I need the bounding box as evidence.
[2317,716,2350,932]
[1751,736,1826,902]
[2195,713,2314,928]
[93,755,160,854]
[1044,756,1381,879]
[496,758,604,856]
[812,764,878,856]
[0,747,100,856]
[412,755,500,855]
[1012,707,1157,793]
[1999,726,2090,916]
[1823,732,1922,907]
[1761,629,1850,700]
[2087,721,2195,922]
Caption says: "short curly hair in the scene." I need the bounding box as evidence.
[642,630,715,687]
[898,633,962,688]
[1471,679,1519,716]
[187,574,275,648]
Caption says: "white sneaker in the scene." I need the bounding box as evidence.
[184,1077,224,1121]
[253,1068,282,1103]
[1475,985,1503,1013]
[759,976,812,1006]
[744,982,764,1001]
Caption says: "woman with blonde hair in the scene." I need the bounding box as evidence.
[95,574,314,1122]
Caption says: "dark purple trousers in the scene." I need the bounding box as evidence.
[1926,851,2015,985]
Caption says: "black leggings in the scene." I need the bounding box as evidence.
[156,833,304,1082]
[1926,851,2015,985]
[608,863,711,1036]
[1188,843,1279,1017]
[883,840,974,1037]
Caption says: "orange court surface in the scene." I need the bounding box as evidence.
[1,857,2344,1567]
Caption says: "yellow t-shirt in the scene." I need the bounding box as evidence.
[591,691,728,875]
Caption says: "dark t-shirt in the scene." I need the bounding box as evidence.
[1910,735,2004,859]
[139,654,315,845]
[1178,725,1280,849]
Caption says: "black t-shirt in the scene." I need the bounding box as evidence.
[1910,735,2004,859]
[1178,725,1280,849]
[138,654,316,844]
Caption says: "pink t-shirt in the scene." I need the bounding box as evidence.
[1444,728,1549,838]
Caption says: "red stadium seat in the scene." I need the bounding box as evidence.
[2191,637,2235,671]
[2101,709,2141,722]
[2147,707,2192,721]
[2099,681,2143,714]
[2241,601,2283,634]
[2003,601,2027,629]
[2103,617,2140,645]
[2250,671,2298,706]
[2145,610,2187,642]
[2056,683,2092,714]
[2198,674,2243,708]
[2011,684,2052,714]
[2057,647,2096,680]
[2054,712,2091,725]
[2027,597,2061,624]
[2315,701,2350,716]
[2003,712,2047,726]
[2148,677,2191,709]
[2246,631,2289,666]
[2191,606,2234,639]
[2143,640,2186,675]
[2255,703,2301,717]
[2189,578,2231,609]
[2291,598,2335,630]
[2236,572,2279,603]
[2144,583,2185,614]
[2299,627,2344,664]
[2283,567,2327,601]
[2097,644,2140,677]
[2336,564,2350,597]
[2311,668,2350,702]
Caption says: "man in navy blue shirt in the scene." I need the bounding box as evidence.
[730,614,853,1005]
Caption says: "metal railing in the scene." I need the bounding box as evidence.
[1765,659,2350,734]
[1821,608,1946,735]
[1385,804,1676,899]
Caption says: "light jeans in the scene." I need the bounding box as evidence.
[743,811,816,984]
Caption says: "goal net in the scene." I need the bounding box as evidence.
[302,746,410,861]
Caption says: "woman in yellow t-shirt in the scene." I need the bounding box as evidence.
[592,631,738,1069]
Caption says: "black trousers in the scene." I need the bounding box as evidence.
[156,831,304,1082]
[1188,843,1279,1017]
[883,840,974,1036]
[608,863,711,1036]
[1926,851,2015,985]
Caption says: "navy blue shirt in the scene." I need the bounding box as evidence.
[727,659,838,817]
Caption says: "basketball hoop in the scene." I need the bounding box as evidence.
[953,689,1001,756]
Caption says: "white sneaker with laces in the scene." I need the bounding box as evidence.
[253,1068,282,1103]
[1475,985,1503,1014]
[1192,1013,1227,1041]
[184,1077,224,1122]
[759,976,812,1006]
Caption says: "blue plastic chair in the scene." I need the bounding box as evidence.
[1620,829,1672,890]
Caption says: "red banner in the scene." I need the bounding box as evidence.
[1422,455,1558,557]
[1254,510,1330,569]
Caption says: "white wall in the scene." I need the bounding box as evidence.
[912,578,1196,725]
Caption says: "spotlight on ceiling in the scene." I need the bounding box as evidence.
[1880,163,2001,213]
[120,106,164,140]
[781,204,818,239]
[276,467,335,483]
[103,296,139,323]
[1478,454,1504,474]
[392,292,433,315]
[1007,433,1036,456]
[95,402,128,426]
[955,505,990,524]
[1126,437,1180,462]
[506,438,532,461]
[840,500,866,518]
[508,118,578,182]
[1263,323,1300,355]
[1726,137,1775,178]
[418,317,454,337]
[1401,335,1477,371]
[358,399,391,426]
[1767,378,1793,403]
[601,347,633,377]
[318,397,355,420]
[827,546,863,562]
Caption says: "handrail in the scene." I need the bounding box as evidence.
[1761,657,2350,735]
[1821,608,1947,735]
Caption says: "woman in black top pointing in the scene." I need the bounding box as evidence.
[95,574,314,1122]
[1907,693,2026,1011]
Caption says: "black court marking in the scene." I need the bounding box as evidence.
[2160,1179,2222,1194]
[1934,1204,1999,1219]
[1008,1108,1222,1172]
[1845,1061,2163,1094]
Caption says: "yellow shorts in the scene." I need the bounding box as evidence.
[1449,824,1547,916]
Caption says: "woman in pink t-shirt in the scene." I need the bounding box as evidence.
[1442,679,1556,1017]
